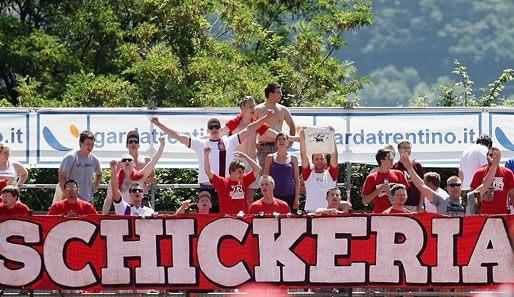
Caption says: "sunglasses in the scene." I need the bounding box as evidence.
[387,153,395,160]
[128,139,139,144]
[448,183,461,187]
[65,185,78,190]
[208,124,221,130]
[130,188,143,193]
[121,158,133,162]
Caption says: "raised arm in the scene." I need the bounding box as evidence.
[477,150,500,197]
[234,151,261,178]
[299,129,309,169]
[151,116,190,146]
[329,126,338,168]
[262,128,300,142]
[362,182,389,205]
[203,147,214,180]
[400,153,436,203]
[238,109,274,141]
[140,137,166,180]
[175,200,193,215]
[109,160,122,203]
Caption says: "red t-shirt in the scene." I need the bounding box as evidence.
[249,198,291,215]
[0,201,30,215]
[225,114,270,136]
[470,165,514,214]
[211,172,256,214]
[48,199,98,216]
[0,179,7,192]
[362,169,410,213]
[382,207,409,214]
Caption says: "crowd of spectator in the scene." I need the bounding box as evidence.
[1,83,513,217]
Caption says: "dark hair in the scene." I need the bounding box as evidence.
[391,184,407,196]
[264,83,281,98]
[275,132,289,144]
[79,130,95,143]
[311,153,327,161]
[64,179,79,188]
[488,146,500,157]
[476,134,492,148]
[326,187,341,197]
[375,149,392,165]
[126,130,139,145]
[424,172,441,188]
[397,140,411,150]
[1,185,19,197]
[229,160,245,173]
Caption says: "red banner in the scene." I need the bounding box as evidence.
[1,214,514,290]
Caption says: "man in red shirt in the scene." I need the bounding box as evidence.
[48,179,98,216]
[204,147,261,215]
[382,184,410,214]
[470,147,514,214]
[393,140,424,212]
[0,185,29,215]
[249,175,291,215]
[362,148,409,213]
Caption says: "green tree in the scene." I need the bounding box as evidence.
[1,0,374,211]
[432,60,514,107]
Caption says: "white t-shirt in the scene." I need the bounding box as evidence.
[303,166,338,212]
[190,134,240,184]
[114,198,154,216]
[424,187,449,213]
[459,144,489,190]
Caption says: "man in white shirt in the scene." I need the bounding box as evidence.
[299,126,339,212]
[151,110,273,212]
[459,134,492,191]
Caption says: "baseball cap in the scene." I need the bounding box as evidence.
[126,130,139,144]
[207,118,221,127]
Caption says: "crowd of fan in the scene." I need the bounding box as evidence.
[1,83,512,217]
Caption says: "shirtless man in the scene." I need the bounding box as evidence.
[221,95,298,204]
[125,131,156,204]
[254,83,296,168]
[101,130,157,214]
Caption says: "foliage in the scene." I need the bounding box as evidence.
[1,0,374,211]
[419,60,514,107]
[1,0,373,108]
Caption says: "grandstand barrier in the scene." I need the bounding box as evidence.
[1,213,513,291]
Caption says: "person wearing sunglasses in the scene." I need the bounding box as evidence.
[126,130,156,204]
[109,160,155,216]
[150,110,273,213]
[102,137,166,214]
[48,179,98,216]
[362,148,409,213]
[401,152,501,216]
